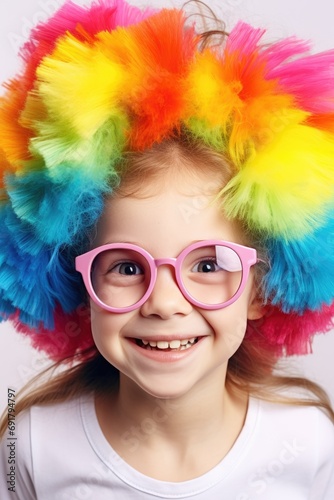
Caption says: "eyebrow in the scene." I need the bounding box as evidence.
[101,239,144,247]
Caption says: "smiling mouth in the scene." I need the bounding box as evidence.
[135,338,199,351]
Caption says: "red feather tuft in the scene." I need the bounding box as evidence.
[248,302,334,356]
[126,9,198,149]
[10,305,95,362]
[306,113,334,132]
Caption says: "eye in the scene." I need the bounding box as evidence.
[110,262,143,275]
[192,259,221,273]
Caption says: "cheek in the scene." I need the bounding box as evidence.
[89,302,127,355]
[201,300,249,356]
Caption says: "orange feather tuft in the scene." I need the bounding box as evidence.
[99,9,198,149]
[0,79,33,171]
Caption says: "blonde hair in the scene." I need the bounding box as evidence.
[1,137,333,439]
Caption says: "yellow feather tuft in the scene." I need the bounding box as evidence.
[36,33,126,139]
[221,119,334,237]
[187,51,239,128]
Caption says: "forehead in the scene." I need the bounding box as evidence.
[94,178,245,253]
[114,138,234,201]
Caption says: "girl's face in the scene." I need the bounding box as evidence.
[90,172,262,400]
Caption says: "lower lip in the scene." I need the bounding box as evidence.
[127,337,206,363]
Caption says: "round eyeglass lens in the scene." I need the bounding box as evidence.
[91,248,151,309]
[181,244,243,306]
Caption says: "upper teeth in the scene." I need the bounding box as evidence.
[141,338,197,349]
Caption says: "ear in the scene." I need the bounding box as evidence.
[247,293,267,321]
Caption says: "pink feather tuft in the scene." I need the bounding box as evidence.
[225,21,265,58]
[267,48,334,114]
[248,302,334,356]
[21,0,155,58]
[262,37,311,73]
[227,24,334,115]
[10,306,95,362]
[107,0,156,27]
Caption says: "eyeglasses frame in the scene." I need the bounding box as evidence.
[75,240,258,313]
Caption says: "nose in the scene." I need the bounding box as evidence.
[140,263,193,319]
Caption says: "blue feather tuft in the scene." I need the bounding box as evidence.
[4,207,47,256]
[263,212,334,312]
[0,297,16,321]
[0,204,90,330]
[6,169,110,246]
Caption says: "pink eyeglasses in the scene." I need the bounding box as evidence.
[75,240,258,313]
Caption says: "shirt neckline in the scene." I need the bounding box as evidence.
[80,392,260,498]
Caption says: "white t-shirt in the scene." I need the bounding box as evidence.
[0,393,333,499]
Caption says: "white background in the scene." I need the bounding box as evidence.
[0,0,333,412]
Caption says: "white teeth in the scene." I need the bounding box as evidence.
[180,343,192,350]
[156,341,169,349]
[169,340,181,349]
[140,338,198,350]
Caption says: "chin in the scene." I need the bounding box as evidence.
[132,376,195,402]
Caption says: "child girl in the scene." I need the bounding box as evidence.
[0,0,334,497]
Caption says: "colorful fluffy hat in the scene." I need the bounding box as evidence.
[0,0,334,361]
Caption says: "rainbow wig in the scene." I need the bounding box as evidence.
[1,0,334,361]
